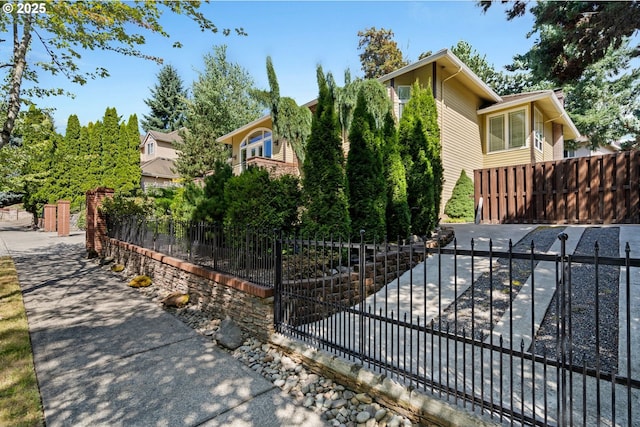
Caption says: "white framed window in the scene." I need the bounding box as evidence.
[240,128,272,171]
[397,85,411,118]
[146,142,155,155]
[487,107,528,153]
[534,108,544,152]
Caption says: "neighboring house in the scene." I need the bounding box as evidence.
[139,129,182,190]
[217,48,580,215]
[564,141,618,158]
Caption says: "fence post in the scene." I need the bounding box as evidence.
[273,229,282,331]
[557,232,569,426]
[359,229,366,361]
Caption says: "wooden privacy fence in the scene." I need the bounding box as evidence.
[474,151,640,224]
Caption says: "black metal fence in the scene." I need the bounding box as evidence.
[106,216,640,426]
[274,231,640,427]
[105,215,276,287]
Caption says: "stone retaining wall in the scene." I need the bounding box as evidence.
[105,239,275,342]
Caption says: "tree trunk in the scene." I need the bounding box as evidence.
[0,15,32,149]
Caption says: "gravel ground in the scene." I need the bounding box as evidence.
[434,226,565,341]
[532,227,620,373]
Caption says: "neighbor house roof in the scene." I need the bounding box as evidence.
[140,129,184,148]
[477,90,581,140]
[140,157,179,179]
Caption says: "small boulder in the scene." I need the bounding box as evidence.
[161,291,189,307]
[129,275,152,288]
[215,317,244,350]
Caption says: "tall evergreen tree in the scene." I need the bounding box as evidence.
[100,107,120,189]
[302,66,350,239]
[86,121,102,191]
[264,57,311,172]
[382,111,410,240]
[141,65,188,132]
[125,114,142,194]
[346,90,386,242]
[50,114,80,204]
[398,81,442,236]
[175,45,262,178]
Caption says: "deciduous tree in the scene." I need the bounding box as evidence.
[175,45,261,179]
[0,2,245,149]
[357,27,408,79]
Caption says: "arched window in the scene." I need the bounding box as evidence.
[240,129,272,171]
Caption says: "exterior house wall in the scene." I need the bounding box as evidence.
[542,121,555,162]
[140,138,179,162]
[438,76,484,217]
[553,124,565,160]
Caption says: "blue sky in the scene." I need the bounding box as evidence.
[17,1,538,133]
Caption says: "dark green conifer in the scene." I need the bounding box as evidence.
[382,111,410,240]
[346,90,386,242]
[141,65,188,132]
[301,66,350,239]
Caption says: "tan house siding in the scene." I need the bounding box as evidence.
[542,121,555,161]
[483,147,532,169]
[387,66,435,121]
[141,139,179,162]
[438,77,483,216]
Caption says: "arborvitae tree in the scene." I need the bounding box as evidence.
[382,111,410,240]
[86,121,102,191]
[302,66,350,239]
[64,115,85,207]
[50,114,80,203]
[113,123,135,194]
[125,114,142,194]
[398,81,442,236]
[141,65,188,132]
[100,107,120,189]
[346,90,386,242]
[405,120,434,236]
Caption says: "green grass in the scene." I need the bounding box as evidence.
[0,257,44,427]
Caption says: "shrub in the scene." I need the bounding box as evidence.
[444,170,475,222]
[223,166,302,232]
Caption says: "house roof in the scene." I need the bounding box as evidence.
[217,115,272,144]
[216,49,580,144]
[477,90,581,140]
[140,157,179,179]
[377,48,503,103]
[140,129,184,148]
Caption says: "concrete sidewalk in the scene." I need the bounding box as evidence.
[0,224,326,427]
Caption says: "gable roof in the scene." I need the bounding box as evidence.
[140,129,184,148]
[377,48,502,103]
[477,90,581,140]
[140,157,179,179]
